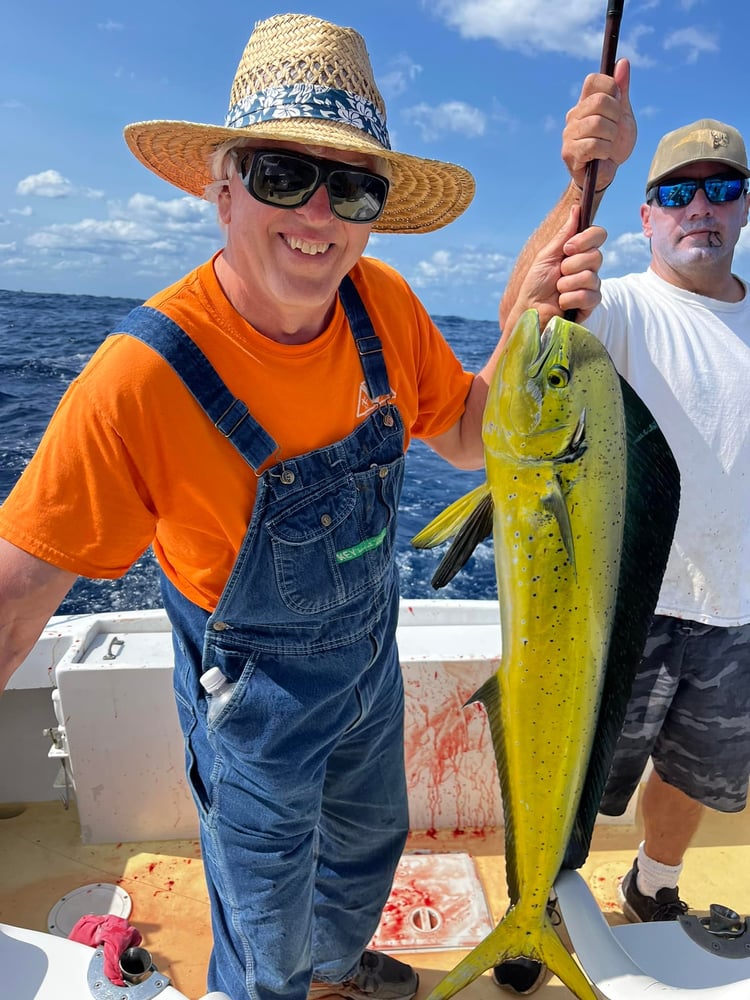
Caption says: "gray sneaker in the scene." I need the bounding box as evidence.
[309,951,418,1000]
[619,859,689,923]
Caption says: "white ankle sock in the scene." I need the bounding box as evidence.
[635,841,683,898]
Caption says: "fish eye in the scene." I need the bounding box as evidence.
[547,365,570,388]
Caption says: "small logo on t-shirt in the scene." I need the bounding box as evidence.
[356,381,396,418]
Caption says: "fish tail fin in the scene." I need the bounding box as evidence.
[539,920,599,1000]
[425,913,598,1000]
[422,911,522,1000]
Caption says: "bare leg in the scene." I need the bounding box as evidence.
[641,769,704,866]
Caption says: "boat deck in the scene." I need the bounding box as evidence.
[1,797,748,999]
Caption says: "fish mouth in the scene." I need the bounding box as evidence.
[559,409,587,463]
[528,323,557,378]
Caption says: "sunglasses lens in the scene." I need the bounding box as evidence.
[250,153,319,207]
[656,176,747,207]
[704,178,745,203]
[242,150,388,223]
[658,182,696,207]
[328,170,388,222]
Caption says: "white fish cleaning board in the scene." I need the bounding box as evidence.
[370,852,494,951]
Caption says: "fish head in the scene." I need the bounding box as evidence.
[484,309,607,464]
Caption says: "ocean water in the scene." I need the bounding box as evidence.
[0,287,498,615]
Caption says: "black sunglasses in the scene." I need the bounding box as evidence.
[236,149,390,224]
[646,175,749,208]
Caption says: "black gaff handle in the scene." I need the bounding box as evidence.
[564,0,624,322]
[578,0,625,232]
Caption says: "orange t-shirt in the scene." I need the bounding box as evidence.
[0,254,474,611]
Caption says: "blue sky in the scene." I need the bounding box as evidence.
[1,0,748,321]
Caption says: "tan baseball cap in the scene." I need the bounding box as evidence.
[646,119,750,193]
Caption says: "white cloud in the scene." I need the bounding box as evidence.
[26,218,155,250]
[379,54,423,98]
[14,191,222,288]
[432,0,654,65]
[408,246,513,288]
[663,27,718,63]
[24,195,217,252]
[736,225,750,256]
[2,256,30,268]
[111,193,217,232]
[17,170,74,198]
[602,230,651,274]
[403,101,487,142]
[16,170,104,200]
[98,20,124,31]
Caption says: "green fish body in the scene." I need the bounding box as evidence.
[412,309,679,1000]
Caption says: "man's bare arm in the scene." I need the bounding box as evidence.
[0,538,77,693]
[499,59,636,331]
[427,208,606,470]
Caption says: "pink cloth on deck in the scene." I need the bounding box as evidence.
[69,913,143,985]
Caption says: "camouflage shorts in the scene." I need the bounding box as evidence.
[599,614,750,815]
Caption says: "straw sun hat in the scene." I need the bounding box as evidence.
[124,13,475,234]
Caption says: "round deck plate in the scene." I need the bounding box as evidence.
[47,882,132,938]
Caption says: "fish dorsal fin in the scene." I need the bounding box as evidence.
[411,484,494,589]
[541,476,576,573]
[563,375,680,869]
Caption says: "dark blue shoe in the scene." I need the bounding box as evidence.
[492,958,546,995]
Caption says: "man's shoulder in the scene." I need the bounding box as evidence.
[602,269,652,294]
[599,269,662,309]
[355,255,408,287]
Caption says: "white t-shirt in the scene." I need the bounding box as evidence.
[585,267,750,626]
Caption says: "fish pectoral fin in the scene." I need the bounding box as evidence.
[411,482,491,548]
[541,477,576,573]
[411,484,494,590]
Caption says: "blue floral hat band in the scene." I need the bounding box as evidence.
[123,13,474,234]
[225,85,391,150]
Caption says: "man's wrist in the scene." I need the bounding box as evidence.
[571,177,612,196]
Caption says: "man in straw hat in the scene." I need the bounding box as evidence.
[0,13,631,1000]
[494,70,750,998]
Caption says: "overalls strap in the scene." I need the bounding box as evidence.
[113,277,392,470]
[113,305,279,472]
[339,275,392,402]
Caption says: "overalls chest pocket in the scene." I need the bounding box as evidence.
[266,458,402,615]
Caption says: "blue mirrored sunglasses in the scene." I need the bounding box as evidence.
[236,149,390,223]
[646,175,749,208]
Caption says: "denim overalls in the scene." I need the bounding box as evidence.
[117,277,410,1000]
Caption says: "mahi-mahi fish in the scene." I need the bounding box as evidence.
[412,309,680,1000]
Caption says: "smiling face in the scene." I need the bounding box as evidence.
[641,161,749,297]
[215,141,388,343]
